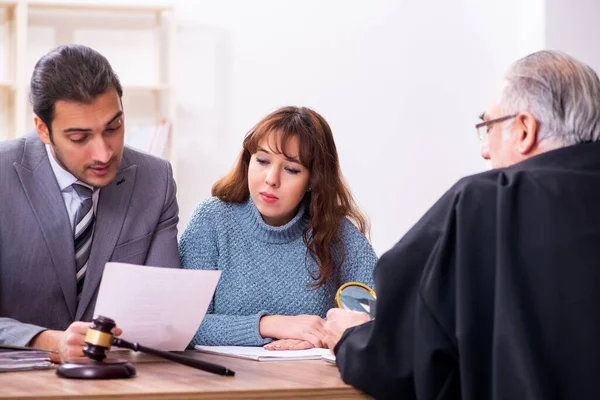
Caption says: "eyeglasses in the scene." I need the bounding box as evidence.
[475,114,517,142]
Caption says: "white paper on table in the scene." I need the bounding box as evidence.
[321,353,336,364]
[194,345,331,361]
[94,262,221,351]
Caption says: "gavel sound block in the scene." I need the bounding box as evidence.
[56,315,235,379]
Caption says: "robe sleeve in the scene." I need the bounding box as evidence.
[334,184,463,399]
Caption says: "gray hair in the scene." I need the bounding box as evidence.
[499,50,600,147]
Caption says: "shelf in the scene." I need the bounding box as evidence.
[122,83,170,92]
[0,81,14,90]
[0,0,177,167]
[0,0,17,8]
[26,1,172,13]
[17,83,168,94]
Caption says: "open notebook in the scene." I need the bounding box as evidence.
[321,353,336,364]
[195,345,333,362]
[0,345,53,372]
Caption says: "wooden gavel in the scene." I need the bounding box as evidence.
[57,315,235,379]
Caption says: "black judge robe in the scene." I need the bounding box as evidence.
[335,142,600,400]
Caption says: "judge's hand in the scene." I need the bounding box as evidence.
[30,321,123,363]
[264,339,314,351]
[259,315,326,348]
[324,308,370,353]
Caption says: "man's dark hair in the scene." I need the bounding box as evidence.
[30,44,123,135]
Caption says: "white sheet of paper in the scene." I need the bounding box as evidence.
[194,345,331,361]
[321,353,336,364]
[94,262,221,351]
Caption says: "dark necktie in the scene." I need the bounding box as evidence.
[72,182,95,300]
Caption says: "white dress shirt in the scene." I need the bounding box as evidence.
[45,144,99,231]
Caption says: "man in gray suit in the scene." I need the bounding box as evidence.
[0,44,180,362]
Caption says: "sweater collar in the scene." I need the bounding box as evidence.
[236,197,309,244]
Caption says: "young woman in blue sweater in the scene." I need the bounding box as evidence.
[180,106,377,350]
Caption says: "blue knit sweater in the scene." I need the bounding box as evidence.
[179,197,377,347]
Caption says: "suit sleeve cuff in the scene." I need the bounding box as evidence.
[21,326,48,347]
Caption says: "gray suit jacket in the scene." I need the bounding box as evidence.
[0,134,180,345]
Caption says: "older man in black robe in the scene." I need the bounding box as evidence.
[324,50,600,399]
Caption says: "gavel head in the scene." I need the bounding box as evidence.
[82,315,116,362]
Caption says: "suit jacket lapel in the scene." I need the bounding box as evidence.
[76,163,137,320]
[14,136,77,319]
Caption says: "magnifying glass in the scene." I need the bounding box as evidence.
[335,282,376,319]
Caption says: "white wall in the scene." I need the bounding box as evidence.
[1,0,549,255]
[545,0,600,71]
[173,0,545,254]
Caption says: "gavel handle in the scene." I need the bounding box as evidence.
[111,338,235,376]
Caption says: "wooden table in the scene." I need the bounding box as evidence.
[0,351,369,399]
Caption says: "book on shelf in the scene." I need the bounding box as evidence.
[125,119,171,158]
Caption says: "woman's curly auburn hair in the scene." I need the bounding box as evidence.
[212,106,369,287]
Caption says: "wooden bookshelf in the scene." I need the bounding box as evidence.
[0,0,177,167]
[27,1,171,13]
